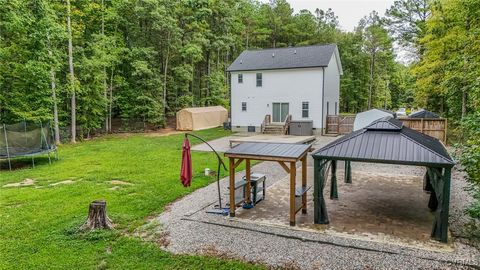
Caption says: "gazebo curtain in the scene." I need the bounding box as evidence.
[313,158,452,243]
[426,167,452,242]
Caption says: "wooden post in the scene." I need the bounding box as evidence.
[229,158,235,217]
[289,161,296,226]
[81,200,113,230]
[245,159,251,204]
[301,156,307,214]
[444,119,448,144]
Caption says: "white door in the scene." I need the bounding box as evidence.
[272,103,289,123]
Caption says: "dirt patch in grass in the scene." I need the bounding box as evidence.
[109,180,133,185]
[3,178,35,188]
[50,180,76,186]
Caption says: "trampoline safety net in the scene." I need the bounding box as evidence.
[0,122,56,158]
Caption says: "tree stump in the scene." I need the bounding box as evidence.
[81,200,113,230]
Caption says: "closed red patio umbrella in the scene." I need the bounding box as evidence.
[180,136,192,187]
[179,133,228,215]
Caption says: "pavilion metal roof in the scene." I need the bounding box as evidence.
[225,142,310,161]
[312,117,455,167]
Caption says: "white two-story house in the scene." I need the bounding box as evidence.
[227,44,342,134]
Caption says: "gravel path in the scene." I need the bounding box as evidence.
[142,138,480,269]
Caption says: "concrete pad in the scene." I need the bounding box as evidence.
[191,136,237,152]
[191,134,322,153]
[230,134,316,147]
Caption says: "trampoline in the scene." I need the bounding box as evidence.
[1,121,58,170]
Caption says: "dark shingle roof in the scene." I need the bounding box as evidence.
[409,110,440,119]
[312,117,454,167]
[227,44,337,72]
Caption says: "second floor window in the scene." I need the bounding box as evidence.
[256,73,262,87]
[242,102,247,111]
[302,102,309,118]
[238,74,243,84]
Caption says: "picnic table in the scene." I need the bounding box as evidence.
[224,142,311,226]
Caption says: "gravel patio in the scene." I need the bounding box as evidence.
[144,137,480,269]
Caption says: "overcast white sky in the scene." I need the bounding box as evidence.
[263,0,396,31]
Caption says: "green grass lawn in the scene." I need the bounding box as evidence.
[0,128,264,270]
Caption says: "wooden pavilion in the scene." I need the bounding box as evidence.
[224,142,311,226]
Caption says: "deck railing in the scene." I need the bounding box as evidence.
[260,114,271,133]
[282,114,292,135]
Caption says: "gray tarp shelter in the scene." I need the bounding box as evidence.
[311,117,455,242]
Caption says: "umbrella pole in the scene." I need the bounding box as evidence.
[185,133,227,213]
[216,161,222,209]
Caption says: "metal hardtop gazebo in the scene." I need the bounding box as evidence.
[311,116,455,242]
[409,109,440,119]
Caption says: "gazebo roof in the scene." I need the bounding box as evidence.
[409,110,440,119]
[312,117,454,167]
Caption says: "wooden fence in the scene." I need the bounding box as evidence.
[399,118,447,143]
[326,115,355,135]
[326,115,447,143]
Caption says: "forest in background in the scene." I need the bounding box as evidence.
[0,0,411,137]
[0,0,479,210]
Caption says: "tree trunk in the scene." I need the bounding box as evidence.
[461,88,467,119]
[368,51,376,109]
[81,200,113,230]
[67,0,76,143]
[102,0,108,133]
[191,59,194,107]
[206,51,210,106]
[48,41,61,144]
[163,32,170,121]
[108,68,114,133]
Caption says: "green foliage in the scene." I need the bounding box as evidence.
[1,0,406,136]
[409,0,480,220]
[459,113,480,185]
[385,0,429,60]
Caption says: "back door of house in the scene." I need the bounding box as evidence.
[272,103,289,122]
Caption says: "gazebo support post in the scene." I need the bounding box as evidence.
[428,167,451,243]
[229,158,236,217]
[245,159,252,205]
[344,161,352,183]
[314,159,329,224]
[289,161,296,226]
[330,160,338,199]
[301,156,307,214]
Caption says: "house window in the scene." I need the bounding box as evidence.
[302,102,309,118]
[238,74,243,84]
[335,102,338,115]
[242,102,247,111]
[326,102,330,115]
[256,73,262,87]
